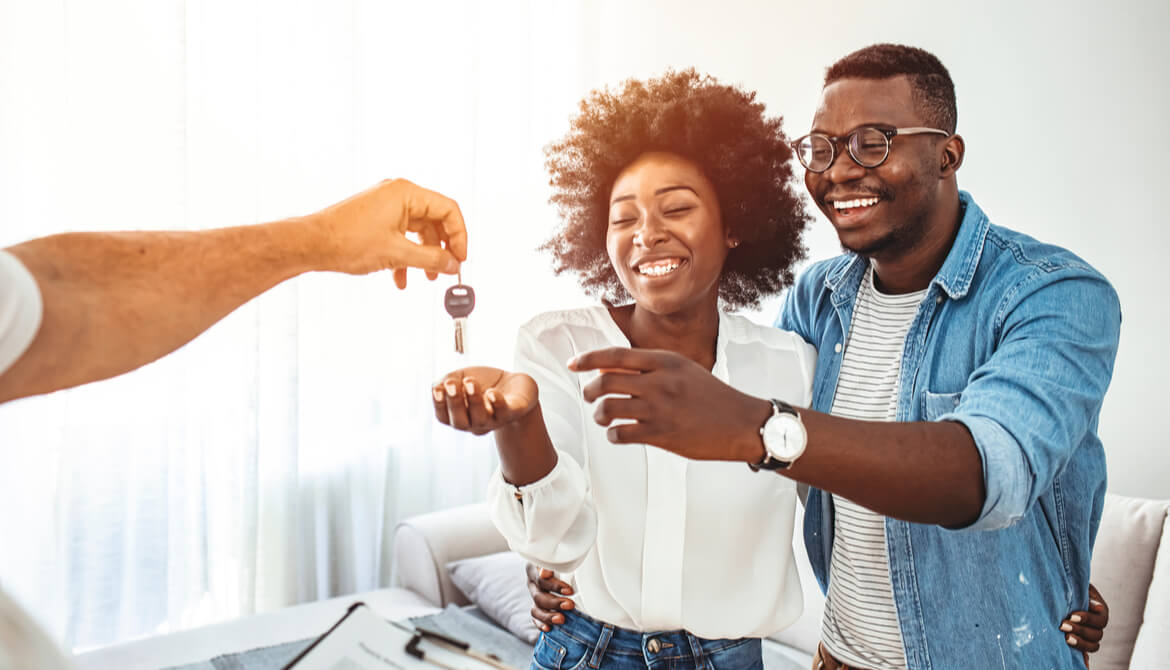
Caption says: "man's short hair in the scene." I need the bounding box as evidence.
[825,44,957,133]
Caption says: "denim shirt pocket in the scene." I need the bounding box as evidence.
[923,390,962,420]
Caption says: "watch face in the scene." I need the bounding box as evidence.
[763,412,806,460]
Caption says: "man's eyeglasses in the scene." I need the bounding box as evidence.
[793,126,950,173]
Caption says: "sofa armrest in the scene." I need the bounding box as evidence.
[391,502,509,607]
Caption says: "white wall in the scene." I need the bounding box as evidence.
[571,0,1168,498]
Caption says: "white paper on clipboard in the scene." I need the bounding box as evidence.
[284,603,516,670]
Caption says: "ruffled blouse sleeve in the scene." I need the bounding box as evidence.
[485,320,597,573]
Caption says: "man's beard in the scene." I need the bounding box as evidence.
[839,209,929,260]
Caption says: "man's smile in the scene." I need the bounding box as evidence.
[825,194,885,225]
[832,196,881,215]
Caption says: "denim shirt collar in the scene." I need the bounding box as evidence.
[822,191,990,302]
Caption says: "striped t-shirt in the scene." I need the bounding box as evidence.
[820,265,927,669]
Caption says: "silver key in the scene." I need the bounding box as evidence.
[444,276,475,354]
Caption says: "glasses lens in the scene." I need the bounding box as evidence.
[850,127,889,167]
[798,135,834,172]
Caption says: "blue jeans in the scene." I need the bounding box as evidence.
[529,609,763,670]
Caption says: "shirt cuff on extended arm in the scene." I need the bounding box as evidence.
[493,451,568,500]
[486,453,595,573]
[938,413,1032,531]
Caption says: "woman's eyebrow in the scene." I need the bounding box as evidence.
[655,185,696,196]
[611,184,697,205]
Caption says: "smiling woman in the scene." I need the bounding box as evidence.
[431,70,817,669]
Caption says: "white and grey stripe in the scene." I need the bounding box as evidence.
[820,265,927,670]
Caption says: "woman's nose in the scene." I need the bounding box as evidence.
[633,214,669,247]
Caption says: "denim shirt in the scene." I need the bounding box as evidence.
[777,192,1121,669]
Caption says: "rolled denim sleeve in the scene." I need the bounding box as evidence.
[939,268,1121,531]
[942,414,1032,529]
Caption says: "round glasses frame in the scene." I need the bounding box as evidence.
[793,126,950,173]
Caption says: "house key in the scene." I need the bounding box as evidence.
[444,274,475,354]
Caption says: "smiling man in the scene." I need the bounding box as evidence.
[570,45,1120,669]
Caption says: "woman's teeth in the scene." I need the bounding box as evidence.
[637,260,681,277]
[832,196,880,212]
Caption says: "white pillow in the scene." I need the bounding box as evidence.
[447,551,541,644]
[1089,494,1170,669]
[1129,510,1170,668]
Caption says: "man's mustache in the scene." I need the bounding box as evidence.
[822,186,893,202]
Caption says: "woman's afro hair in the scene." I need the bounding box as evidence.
[541,68,810,310]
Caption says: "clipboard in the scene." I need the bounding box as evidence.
[282,602,517,670]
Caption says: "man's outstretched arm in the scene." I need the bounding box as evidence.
[0,178,467,403]
[570,348,984,527]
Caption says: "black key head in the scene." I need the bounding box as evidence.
[444,284,475,318]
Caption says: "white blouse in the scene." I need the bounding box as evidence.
[487,305,817,639]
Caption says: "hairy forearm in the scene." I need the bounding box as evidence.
[0,216,323,402]
[736,399,985,526]
[494,405,559,487]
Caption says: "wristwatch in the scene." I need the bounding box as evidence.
[748,399,808,471]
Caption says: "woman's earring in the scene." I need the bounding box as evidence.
[728,239,740,249]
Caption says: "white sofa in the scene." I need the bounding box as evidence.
[390,492,1170,669]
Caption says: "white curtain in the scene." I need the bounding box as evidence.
[0,0,599,653]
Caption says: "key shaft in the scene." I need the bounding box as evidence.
[453,318,467,354]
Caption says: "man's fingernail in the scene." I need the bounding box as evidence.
[1070,615,1081,623]
[432,387,444,402]
[561,588,572,595]
[566,356,578,369]
[444,258,459,274]
[464,379,476,395]
[485,389,498,403]
[1067,635,1077,646]
[552,615,563,624]
[1089,599,1103,607]
[444,380,458,396]
[1061,623,1073,632]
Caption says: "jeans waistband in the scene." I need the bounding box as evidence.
[558,609,757,658]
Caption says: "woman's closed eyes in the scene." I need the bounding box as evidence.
[609,202,697,227]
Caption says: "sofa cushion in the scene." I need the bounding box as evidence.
[1128,508,1170,667]
[1088,493,1169,669]
[447,552,540,644]
[391,503,510,607]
